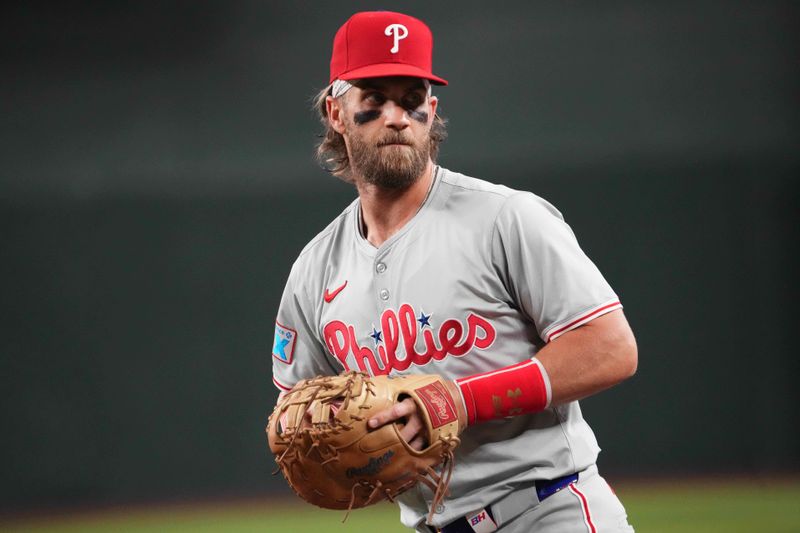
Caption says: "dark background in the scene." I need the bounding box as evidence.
[2,0,798,512]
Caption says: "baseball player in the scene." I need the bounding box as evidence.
[271,10,637,532]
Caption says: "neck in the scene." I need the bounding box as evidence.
[355,160,435,247]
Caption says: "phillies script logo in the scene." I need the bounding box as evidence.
[324,303,496,375]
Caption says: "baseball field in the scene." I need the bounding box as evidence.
[3,480,798,532]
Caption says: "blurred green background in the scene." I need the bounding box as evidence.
[1,0,798,529]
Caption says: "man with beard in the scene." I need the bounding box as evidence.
[271,10,637,533]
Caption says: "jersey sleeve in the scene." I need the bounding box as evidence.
[271,264,336,393]
[491,192,622,343]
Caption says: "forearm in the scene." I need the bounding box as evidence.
[536,309,638,405]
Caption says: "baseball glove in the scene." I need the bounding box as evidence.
[266,371,466,520]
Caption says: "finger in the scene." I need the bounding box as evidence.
[399,412,423,442]
[368,398,417,428]
[368,398,415,428]
[408,435,426,451]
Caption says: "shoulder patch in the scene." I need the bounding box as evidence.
[272,321,297,364]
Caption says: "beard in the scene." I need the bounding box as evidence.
[347,128,430,190]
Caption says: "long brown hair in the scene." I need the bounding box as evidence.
[313,84,448,183]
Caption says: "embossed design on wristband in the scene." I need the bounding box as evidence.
[507,388,523,416]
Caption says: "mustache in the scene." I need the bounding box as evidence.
[377,134,413,147]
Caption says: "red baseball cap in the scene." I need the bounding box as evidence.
[329,11,448,85]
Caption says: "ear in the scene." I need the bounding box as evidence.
[326,96,347,135]
[427,96,439,125]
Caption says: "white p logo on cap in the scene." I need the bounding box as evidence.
[384,23,408,53]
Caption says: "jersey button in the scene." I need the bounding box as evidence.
[379,289,390,300]
[376,262,387,274]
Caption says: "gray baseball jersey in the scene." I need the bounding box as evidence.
[271,166,622,529]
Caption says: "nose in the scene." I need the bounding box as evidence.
[383,101,410,130]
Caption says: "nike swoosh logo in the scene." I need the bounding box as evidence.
[323,280,348,303]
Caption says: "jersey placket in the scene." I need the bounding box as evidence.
[375,253,392,309]
[363,248,393,375]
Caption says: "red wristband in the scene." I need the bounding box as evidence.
[456,358,551,425]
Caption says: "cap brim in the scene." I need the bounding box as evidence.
[337,63,448,85]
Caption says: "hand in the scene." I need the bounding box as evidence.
[367,380,467,451]
[368,397,427,450]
